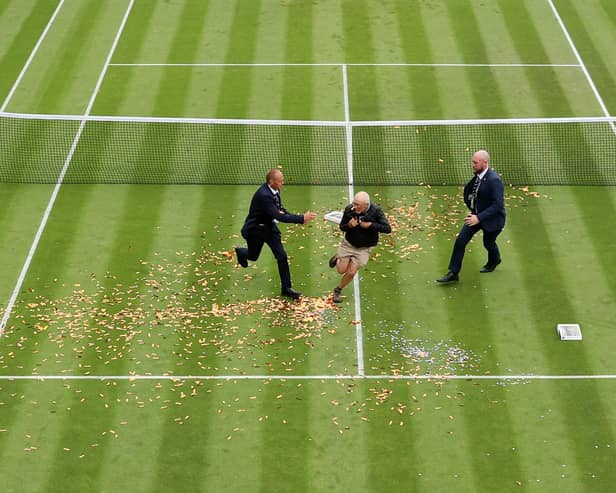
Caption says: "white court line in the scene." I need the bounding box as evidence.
[547,0,615,134]
[0,0,136,337]
[1,374,616,381]
[341,64,365,377]
[108,62,581,68]
[0,0,65,112]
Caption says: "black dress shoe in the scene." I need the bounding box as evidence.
[328,255,338,268]
[281,288,302,300]
[235,247,248,268]
[436,272,459,283]
[480,260,501,273]
[332,287,343,303]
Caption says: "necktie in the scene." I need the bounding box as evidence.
[273,192,281,210]
[470,176,480,212]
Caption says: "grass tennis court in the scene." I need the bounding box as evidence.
[1,0,616,491]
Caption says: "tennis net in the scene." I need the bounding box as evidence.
[1,111,615,185]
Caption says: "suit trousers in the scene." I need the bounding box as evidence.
[240,228,292,289]
[448,223,502,274]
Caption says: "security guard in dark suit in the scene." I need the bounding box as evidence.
[235,169,317,299]
[437,150,506,283]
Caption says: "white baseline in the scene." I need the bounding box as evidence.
[108,62,580,68]
[0,373,615,381]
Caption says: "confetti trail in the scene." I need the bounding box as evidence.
[368,323,480,377]
[0,247,339,375]
[0,191,552,456]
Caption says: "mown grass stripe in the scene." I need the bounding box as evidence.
[536,379,616,486]
[499,1,611,180]
[435,3,526,487]
[0,380,81,491]
[556,0,616,114]
[0,0,9,18]
[548,0,612,122]
[435,265,525,489]
[1,4,137,487]
[85,2,155,181]
[256,12,315,490]
[500,0,597,118]
[211,0,260,186]
[394,0,458,184]
[0,0,59,108]
[0,186,54,298]
[140,0,210,180]
[360,188,423,488]
[0,0,131,474]
[40,186,168,491]
[27,0,105,113]
[600,0,616,31]
[110,0,157,64]
[507,194,616,477]
[446,1,507,118]
[565,187,616,334]
[133,7,214,490]
[395,0,441,118]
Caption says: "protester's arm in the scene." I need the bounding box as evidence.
[339,206,356,231]
[369,207,392,233]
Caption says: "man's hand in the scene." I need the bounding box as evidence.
[359,221,372,229]
[464,214,480,226]
[348,217,359,228]
[303,211,317,224]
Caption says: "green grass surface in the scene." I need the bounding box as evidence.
[1,0,616,491]
[1,378,616,492]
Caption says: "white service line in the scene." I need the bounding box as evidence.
[0,0,136,336]
[547,0,615,134]
[342,64,365,377]
[108,62,581,68]
[0,0,65,112]
[0,373,615,381]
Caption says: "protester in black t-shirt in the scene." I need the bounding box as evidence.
[328,191,391,303]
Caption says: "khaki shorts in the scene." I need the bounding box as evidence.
[337,238,372,268]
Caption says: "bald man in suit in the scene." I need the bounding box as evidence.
[437,150,506,283]
[235,169,317,299]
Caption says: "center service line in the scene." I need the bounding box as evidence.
[342,64,365,377]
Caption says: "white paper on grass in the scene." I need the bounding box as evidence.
[556,323,582,340]
[324,211,343,224]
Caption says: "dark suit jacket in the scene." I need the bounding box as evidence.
[463,167,506,232]
[241,184,304,237]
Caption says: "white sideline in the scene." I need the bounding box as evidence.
[0,0,136,336]
[0,0,65,112]
[342,64,365,377]
[547,0,615,134]
[0,374,615,381]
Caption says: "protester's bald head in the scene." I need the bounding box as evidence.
[352,191,371,213]
[354,191,370,205]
